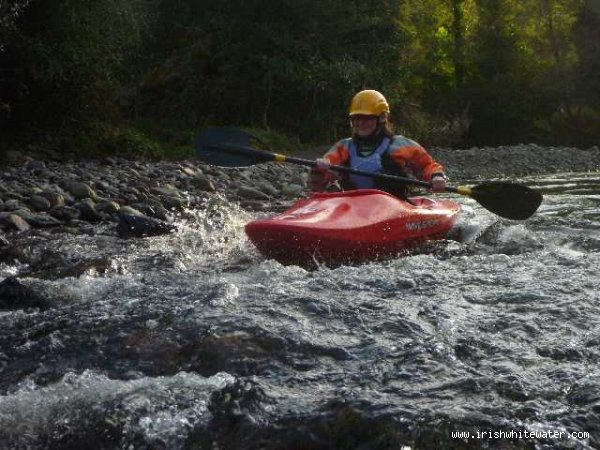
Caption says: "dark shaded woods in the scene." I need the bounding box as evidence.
[1,0,598,160]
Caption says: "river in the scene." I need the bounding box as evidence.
[0,173,599,449]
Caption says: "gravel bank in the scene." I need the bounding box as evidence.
[297,143,600,180]
[1,144,599,241]
[0,157,305,241]
[430,143,600,180]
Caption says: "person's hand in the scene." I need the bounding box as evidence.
[429,174,447,192]
[308,159,335,191]
[315,158,331,170]
[308,168,336,191]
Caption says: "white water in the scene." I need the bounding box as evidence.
[0,173,599,449]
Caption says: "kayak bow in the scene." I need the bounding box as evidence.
[245,189,460,268]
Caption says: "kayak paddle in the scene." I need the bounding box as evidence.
[195,127,543,220]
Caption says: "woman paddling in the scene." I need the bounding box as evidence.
[308,89,447,197]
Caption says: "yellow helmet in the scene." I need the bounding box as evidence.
[349,90,390,117]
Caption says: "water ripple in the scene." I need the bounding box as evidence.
[0,173,599,448]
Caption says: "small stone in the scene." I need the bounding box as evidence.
[21,212,62,228]
[0,213,31,231]
[119,205,145,217]
[76,199,102,223]
[237,185,270,200]
[49,206,81,222]
[39,191,66,208]
[103,157,118,165]
[255,181,279,196]
[96,200,121,214]
[281,184,304,198]
[160,195,186,211]
[3,199,23,211]
[151,185,180,197]
[67,182,98,200]
[191,174,216,192]
[25,160,47,173]
[179,166,197,176]
[27,195,52,212]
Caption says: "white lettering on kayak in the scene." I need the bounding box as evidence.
[405,219,440,231]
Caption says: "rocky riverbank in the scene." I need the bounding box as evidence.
[428,143,600,180]
[0,157,306,240]
[1,143,599,244]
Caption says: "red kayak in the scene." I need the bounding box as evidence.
[245,189,460,268]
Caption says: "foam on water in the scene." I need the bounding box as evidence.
[0,370,235,449]
[1,174,599,448]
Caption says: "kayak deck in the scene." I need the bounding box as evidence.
[245,189,461,268]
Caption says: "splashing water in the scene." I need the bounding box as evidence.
[0,174,599,449]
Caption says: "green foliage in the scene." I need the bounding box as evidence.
[462,0,584,145]
[573,0,600,108]
[1,0,599,155]
[0,1,30,49]
[1,0,146,137]
[136,0,403,143]
[243,127,308,155]
[534,105,600,148]
[394,103,470,148]
[99,127,164,160]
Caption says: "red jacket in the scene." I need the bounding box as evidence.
[323,135,444,182]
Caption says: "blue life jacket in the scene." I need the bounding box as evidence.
[348,137,391,189]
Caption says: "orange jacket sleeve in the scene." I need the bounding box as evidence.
[322,139,351,166]
[387,136,445,181]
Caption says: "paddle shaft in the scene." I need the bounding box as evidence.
[205,142,470,195]
[195,127,543,220]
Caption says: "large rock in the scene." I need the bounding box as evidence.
[0,213,31,231]
[130,202,169,221]
[0,277,53,310]
[27,195,52,212]
[117,213,176,238]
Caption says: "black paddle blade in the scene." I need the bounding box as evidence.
[470,182,543,220]
[195,127,268,167]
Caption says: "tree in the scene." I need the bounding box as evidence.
[1,0,146,141]
[573,0,600,108]
[138,0,403,142]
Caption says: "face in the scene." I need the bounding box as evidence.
[351,114,379,138]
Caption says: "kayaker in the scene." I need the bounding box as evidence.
[308,89,447,197]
